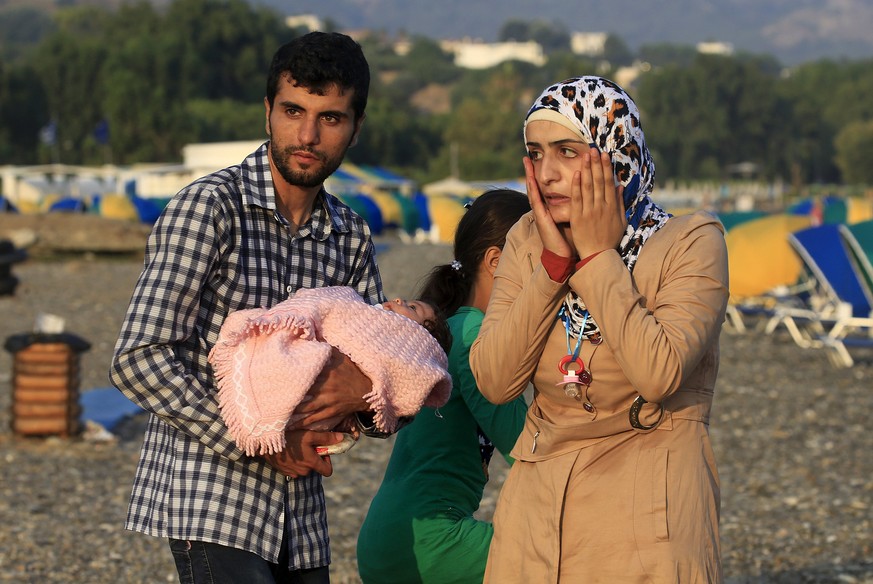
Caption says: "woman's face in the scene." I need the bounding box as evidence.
[524,119,590,225]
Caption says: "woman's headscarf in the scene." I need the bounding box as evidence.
[524,76,671,339]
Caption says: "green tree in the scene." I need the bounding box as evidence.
[637,54,789,182]
[498,19,531,42]
[32,25,109,164]
[498,19,569,54]
[602,34,633,68]
[0,6,56,63]
[637,43,698,68]
[834,120,873,184]
[433,71,527,181]
[0,62,48,164]
[778,60,848,183]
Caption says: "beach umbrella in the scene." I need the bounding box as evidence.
[48,197,87,213]
[426,196,467,243]
[846,197,873,224]
[0,196,19,213]
[716,210,768,232]
[389,193,421,235]
[98,194,139,221]
[368,191,402,228]
[131,195,165,224]
[412,192,432,233]
[339,194,384,235]
[422,176,475,197]
[725,213,812,299]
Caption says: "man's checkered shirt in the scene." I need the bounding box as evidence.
[110,142,384,567]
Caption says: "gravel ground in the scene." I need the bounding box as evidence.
[0,235,871,583]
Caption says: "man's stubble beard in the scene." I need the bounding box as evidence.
[269,133,351,189]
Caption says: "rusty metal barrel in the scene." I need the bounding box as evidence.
[4,333,91,437]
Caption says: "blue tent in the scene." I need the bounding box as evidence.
[412,192,432,232]
[132,195,165,224]
[340,193,384,235]
[0,196,19,213]
[48,197,87,213]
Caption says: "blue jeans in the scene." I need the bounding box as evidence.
[169,539,330,584]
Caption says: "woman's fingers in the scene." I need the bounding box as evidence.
[570,148,627,258]
[589,148,607,204]
[523,157,546,217]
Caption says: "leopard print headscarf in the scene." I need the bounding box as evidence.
[524,76,671,339]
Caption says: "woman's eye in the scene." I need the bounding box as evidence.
[527,150,542,161]
[560,147,578,158]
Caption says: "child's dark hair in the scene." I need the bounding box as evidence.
[417,189,530,318]
[266,31,370,121]
[420,309,453,355]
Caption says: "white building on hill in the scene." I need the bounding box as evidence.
[440,39,546,69]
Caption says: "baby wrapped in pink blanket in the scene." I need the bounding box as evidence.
[209,286,452,456]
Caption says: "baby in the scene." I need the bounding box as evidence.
[209,287,453,457]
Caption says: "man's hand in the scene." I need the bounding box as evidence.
[263,429,344,478]
[292,347,372,429]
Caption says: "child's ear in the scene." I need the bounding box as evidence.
[483,246,502,276]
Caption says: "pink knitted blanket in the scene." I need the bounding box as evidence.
[209,287,452,456]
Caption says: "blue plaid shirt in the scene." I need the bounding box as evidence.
[110,142,384,567]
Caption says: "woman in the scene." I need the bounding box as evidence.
[469,77,729,582]
[357,190,531,584]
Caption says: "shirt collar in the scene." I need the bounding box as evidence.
[239,141,352,240]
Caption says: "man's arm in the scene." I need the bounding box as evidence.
[109,190,244,459]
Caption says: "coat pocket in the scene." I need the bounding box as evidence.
[652,447,670,541]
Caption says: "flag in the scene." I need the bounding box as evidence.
[39,120,57,146]
[93,119,110,145]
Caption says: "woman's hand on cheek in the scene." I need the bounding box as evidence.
[570,149,627,259]
[524,156,572,258]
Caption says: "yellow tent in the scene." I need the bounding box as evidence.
[847,197,873,224]
[726,214,812,299]
[99,194,139,221]
[426,196,466,243]
[368,191,402,227]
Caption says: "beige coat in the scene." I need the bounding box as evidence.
[470,210,729,583]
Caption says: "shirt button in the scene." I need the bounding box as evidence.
[286,286,293,294]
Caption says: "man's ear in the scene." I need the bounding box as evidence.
[264,97,271,137]
[483,246,502,276]
[349,112,366,147]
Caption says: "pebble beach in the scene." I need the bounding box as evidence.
[0,229,871,584]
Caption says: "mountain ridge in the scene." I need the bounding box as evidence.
[255,0,873,65]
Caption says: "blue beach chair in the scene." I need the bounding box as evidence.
[775,224,873,366]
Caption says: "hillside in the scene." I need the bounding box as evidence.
[257,0,873,65]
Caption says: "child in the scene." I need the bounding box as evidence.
[358,189,531,584]
[208,286,452,457]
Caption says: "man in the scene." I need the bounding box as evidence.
[110,32,382,583]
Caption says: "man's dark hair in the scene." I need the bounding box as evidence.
[266,31,370,121]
